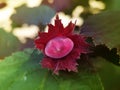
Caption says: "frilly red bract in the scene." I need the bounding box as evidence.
[35,15,90,75]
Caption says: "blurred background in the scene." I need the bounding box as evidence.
[0,0,119,59]
[1,1,120,90]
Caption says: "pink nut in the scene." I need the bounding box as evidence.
[45,37,74,59]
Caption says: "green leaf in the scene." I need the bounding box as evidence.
[81,11,120,58]
[93,57,120,90]
[105,0,120,11]
[111,0,120,10]
[11,5,55,26]
[0,49,104,90]
[0,29,20,58]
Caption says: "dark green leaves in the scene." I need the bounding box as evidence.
[93,57,120,90]
[81,11,120,65]
[81,11,120,49]
[94,45,120,66]
[11,5,55,26]
[107,0,120,10]
[0,49,104,90]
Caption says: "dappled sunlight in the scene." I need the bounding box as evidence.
[7,0,42,8]
[89,0,106,14]
[72,5,84,17]
[0,0,42,43]
[26,0,42,7]
[7,0,25,8]
[72,5,84,26]
[50,12,83,27]
[0,0,120,90]
[0,7,14,32]
[13,25,39,43]
[0,0,43,32]
[0,0,106,43]
[50,12,71,27]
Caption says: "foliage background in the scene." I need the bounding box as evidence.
[0,0,120,90]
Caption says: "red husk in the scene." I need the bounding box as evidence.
[35,15,90,75]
